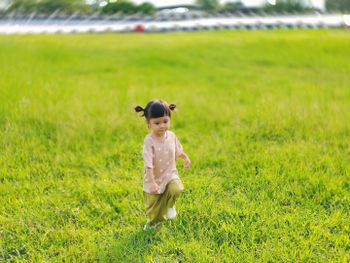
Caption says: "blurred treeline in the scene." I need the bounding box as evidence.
[3,0,157,15]
[2,0,350,15]
[199,0,350,13]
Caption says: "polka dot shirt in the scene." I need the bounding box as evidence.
[142,130,184,194]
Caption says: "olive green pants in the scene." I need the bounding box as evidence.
[143,179,184,226]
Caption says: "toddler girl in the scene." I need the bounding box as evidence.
[134,99,191,230]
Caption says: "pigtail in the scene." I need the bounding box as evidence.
[169,104,176,111]
[134,105,145,116]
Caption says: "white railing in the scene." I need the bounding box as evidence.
[0,13,349,34]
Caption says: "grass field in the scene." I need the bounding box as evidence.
[0,29,350,262]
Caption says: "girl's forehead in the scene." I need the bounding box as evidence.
[150,116,170,122]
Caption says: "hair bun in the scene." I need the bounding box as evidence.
[134,105,145,115]
[169,104,176,110]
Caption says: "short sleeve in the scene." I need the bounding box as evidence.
[175,135,184,157]
[142,137,154,168]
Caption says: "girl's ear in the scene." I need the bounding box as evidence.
[146,120,150,129]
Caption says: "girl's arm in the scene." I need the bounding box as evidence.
[145,167,160,193]
[174,134,190,169]
[177,152,191,169]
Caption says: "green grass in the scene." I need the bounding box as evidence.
[0,29,350,262]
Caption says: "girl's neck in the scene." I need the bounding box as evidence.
[151,131,168,141]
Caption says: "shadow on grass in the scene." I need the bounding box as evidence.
[97,224,164,262]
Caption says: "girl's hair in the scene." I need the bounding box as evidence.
[134,100,176,121]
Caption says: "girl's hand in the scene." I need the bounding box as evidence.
[184,157,191,170]
[149,182,160,194]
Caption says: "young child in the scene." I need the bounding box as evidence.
[134,99,191,230]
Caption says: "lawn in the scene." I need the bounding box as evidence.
[0,29,349,262]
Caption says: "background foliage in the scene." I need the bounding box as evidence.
[4,0,350,14]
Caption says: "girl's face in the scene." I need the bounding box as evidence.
[148,115,170,137]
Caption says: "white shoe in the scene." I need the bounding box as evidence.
[166,207,177,219]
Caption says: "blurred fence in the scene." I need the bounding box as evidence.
[0,11,349,34]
